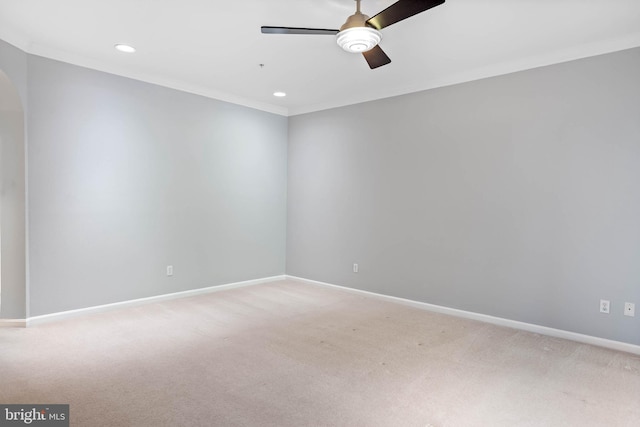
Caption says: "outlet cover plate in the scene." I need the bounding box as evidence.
[600,299,610,314]
[624,302,635,317]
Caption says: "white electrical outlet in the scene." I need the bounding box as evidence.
[624,302,635,317]
[600,299,610,314]
[166,265,174,276]
[353,263,359,273]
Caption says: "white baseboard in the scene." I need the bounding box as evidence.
[22,275,286,327]
[286,275,640,356]
[8,274,639,356]
[0,318,27,328]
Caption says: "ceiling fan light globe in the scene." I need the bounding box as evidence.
[336,27,381,53]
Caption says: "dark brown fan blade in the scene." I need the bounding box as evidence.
[367,0,445,30]
[362,45,391,69]
[261,26,339,35]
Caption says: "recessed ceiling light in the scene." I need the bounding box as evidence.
[273,92,287,97]
[114,44,136,53]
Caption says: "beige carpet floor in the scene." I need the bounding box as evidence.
[1,279,639,426]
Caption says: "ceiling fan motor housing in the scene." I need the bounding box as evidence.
[339,11,370,31]
[337,11,382,53]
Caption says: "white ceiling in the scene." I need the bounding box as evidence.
[1,0,639,116]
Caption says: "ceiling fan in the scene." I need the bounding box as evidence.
[261,0,445,69]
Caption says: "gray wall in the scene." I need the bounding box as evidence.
[2,35,638,347]
[287,47,640,345]
[0,39,28,107]
[0,39,27,319]
[27,56,287,316]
